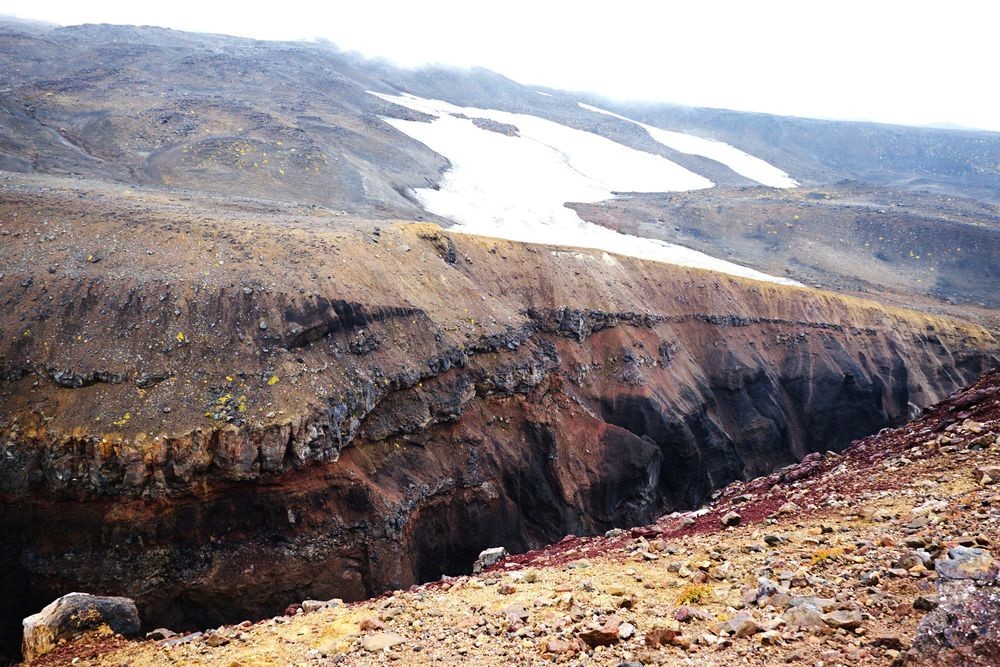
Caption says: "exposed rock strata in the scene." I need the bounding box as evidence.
[0,185,997,656]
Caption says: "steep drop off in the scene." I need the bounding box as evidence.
[0,176,997,656]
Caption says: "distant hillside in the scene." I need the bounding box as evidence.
[2,19,999,207]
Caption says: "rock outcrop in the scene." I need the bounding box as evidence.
[36,366,1000,667]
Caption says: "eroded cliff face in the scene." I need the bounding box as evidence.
[0,181,996,653]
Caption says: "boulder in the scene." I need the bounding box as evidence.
[22,592,140,660]
[907,580,1000,665]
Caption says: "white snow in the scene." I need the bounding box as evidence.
[371,91,801,286]
[578,103,798,188]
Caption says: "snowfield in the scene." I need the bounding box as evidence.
[371,92,801,286]
[578,103,798,189]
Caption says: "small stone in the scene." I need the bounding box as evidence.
[473,547,508,574]
[618,621,635,640]
[360,632,407,651]
[913,595,939,611]
[258,320,268,330]
[360,617,386,632]
[499,584,516,595]
[778,501,801,515]
[204,633,229,647]
[726,611,762,638]
[721,511,742,527]
[578,616,622,647]
[974,466,1000,485]
[822,608,863,630]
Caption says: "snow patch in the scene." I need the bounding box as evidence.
[371,91,801,286]
[579,103,798,188]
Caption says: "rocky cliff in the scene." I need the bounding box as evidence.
[0,176,996,656]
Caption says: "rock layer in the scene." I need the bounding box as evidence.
[0,181,997,656]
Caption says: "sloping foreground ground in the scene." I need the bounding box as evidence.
[24,368,1000,666]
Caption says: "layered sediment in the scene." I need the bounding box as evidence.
[0,180,996,654]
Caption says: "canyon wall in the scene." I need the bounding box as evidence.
[1,187,997,652]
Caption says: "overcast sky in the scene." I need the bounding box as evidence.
[4,0,998,131]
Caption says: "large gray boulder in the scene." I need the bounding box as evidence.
[22,592,140,661]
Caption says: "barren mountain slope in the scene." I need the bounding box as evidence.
[2,19,999,321]
[573,184,1000,324]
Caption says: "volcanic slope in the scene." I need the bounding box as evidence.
[0,173,997,656]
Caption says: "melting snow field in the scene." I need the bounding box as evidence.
[578,103,798,189]
[372,92,801,286]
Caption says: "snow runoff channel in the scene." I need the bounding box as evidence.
[578,103,798,189]
[372,92,801,286]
